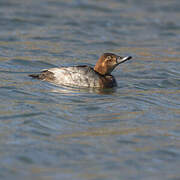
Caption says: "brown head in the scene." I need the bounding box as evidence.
[94,53,132,75]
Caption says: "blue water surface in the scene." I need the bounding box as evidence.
[0,0,180,179]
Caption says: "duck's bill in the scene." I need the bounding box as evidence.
[117,56,132,64]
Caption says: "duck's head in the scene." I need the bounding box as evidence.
[94,53,132,75]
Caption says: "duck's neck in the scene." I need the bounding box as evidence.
[94,65,108,76]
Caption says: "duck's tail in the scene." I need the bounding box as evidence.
[29,70,55,81]
[29,74,41,79]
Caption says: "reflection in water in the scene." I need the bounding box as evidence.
[50,84,116,95]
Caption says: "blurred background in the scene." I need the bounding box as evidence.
[0,0,180,179]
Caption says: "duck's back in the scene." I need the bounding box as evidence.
[33,66,101,87]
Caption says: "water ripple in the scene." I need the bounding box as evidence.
[0,0,180,179]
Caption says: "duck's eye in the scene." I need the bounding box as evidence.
[106,56,112,61]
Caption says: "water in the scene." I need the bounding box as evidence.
[0,0,180,179]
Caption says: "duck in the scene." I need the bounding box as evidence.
[29,53,132,88]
